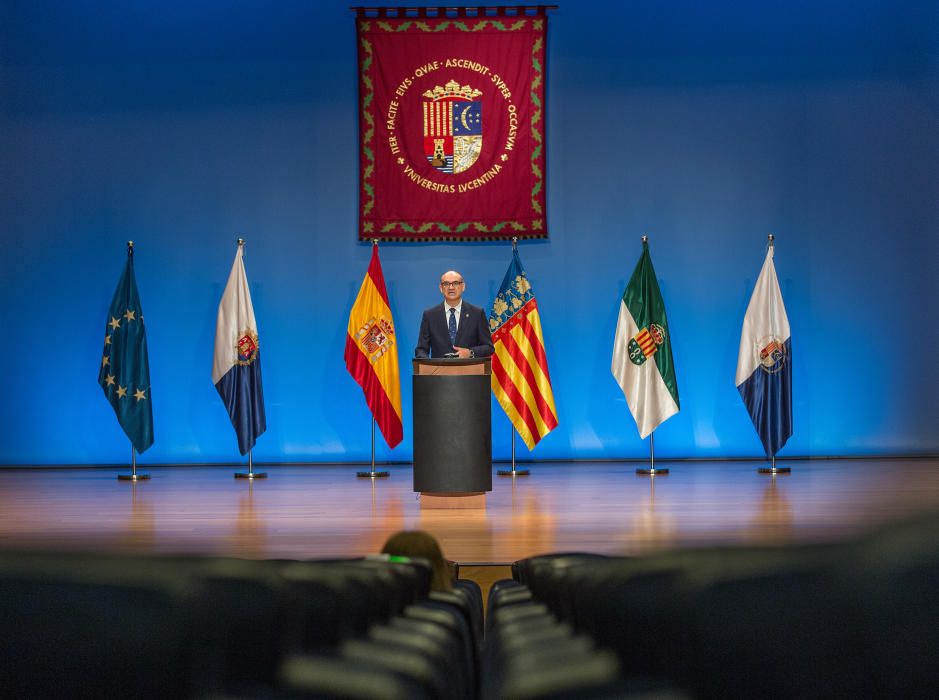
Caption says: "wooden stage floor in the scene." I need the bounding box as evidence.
[2,459,938,565]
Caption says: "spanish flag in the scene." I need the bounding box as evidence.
[344,243,403,448]
[489,247,559,449]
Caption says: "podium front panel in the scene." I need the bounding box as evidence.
[413,373,492,493]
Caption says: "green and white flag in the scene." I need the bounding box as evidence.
[612,239,680,438]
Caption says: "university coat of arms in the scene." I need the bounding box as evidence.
[423,80,483,175]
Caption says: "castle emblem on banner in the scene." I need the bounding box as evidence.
[355,316,396,363]
[235,330,259,366]
[628,324,666,366]
[422,80,483,174]
[757,336,787,374]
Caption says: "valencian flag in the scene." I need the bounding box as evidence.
[489,247,558,449]
[356,7,548,241]
[345,243,403,448]
[736,242,792,457]
[612,239,680,438]
[212,242,266,455]
[98,244,154,452]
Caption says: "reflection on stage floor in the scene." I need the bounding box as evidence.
[1,459,937,564]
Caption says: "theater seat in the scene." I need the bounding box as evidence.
[0,561,197,699]
[279,653,432,699]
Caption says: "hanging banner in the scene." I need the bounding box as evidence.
[356,7,548,241]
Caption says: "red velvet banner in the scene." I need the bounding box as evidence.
[357,8,548,241]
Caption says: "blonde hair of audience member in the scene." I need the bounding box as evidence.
[381,530,453,592]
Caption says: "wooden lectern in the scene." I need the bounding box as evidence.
[412,358,492,508]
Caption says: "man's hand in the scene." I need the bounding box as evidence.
[453,346,472,359]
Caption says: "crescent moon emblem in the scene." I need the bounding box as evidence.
[460,105,472,131]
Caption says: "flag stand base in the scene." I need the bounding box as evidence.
[357,419,389,478]
[118,446,149,480]
[758,455,790,474]
[636,431,668,475]
[235,450,266,479]
[498,428,530,476]
[758,466,790,475]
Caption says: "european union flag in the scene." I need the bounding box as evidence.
[98,245,154,453]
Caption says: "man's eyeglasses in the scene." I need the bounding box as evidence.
[440,281,464,288]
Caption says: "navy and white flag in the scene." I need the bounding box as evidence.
[735,245,792,458]
[212,243,266,455]
[98,246,154,453]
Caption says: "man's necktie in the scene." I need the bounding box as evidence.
[448,307,457,346]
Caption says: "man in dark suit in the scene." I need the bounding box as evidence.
[414,270,495,359]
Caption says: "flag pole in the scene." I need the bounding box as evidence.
[498,425,530,477]
[498,237,531,478]
[637,429,669,476]
[232,238,268,480]
[116,242,151,482]
[757,234,791,475]
[758,450,789,475]
[358,417,389,478]
[633,237,667,476]
[355,239,390,479]
[235,448,267,479]
[118,443,150,481]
